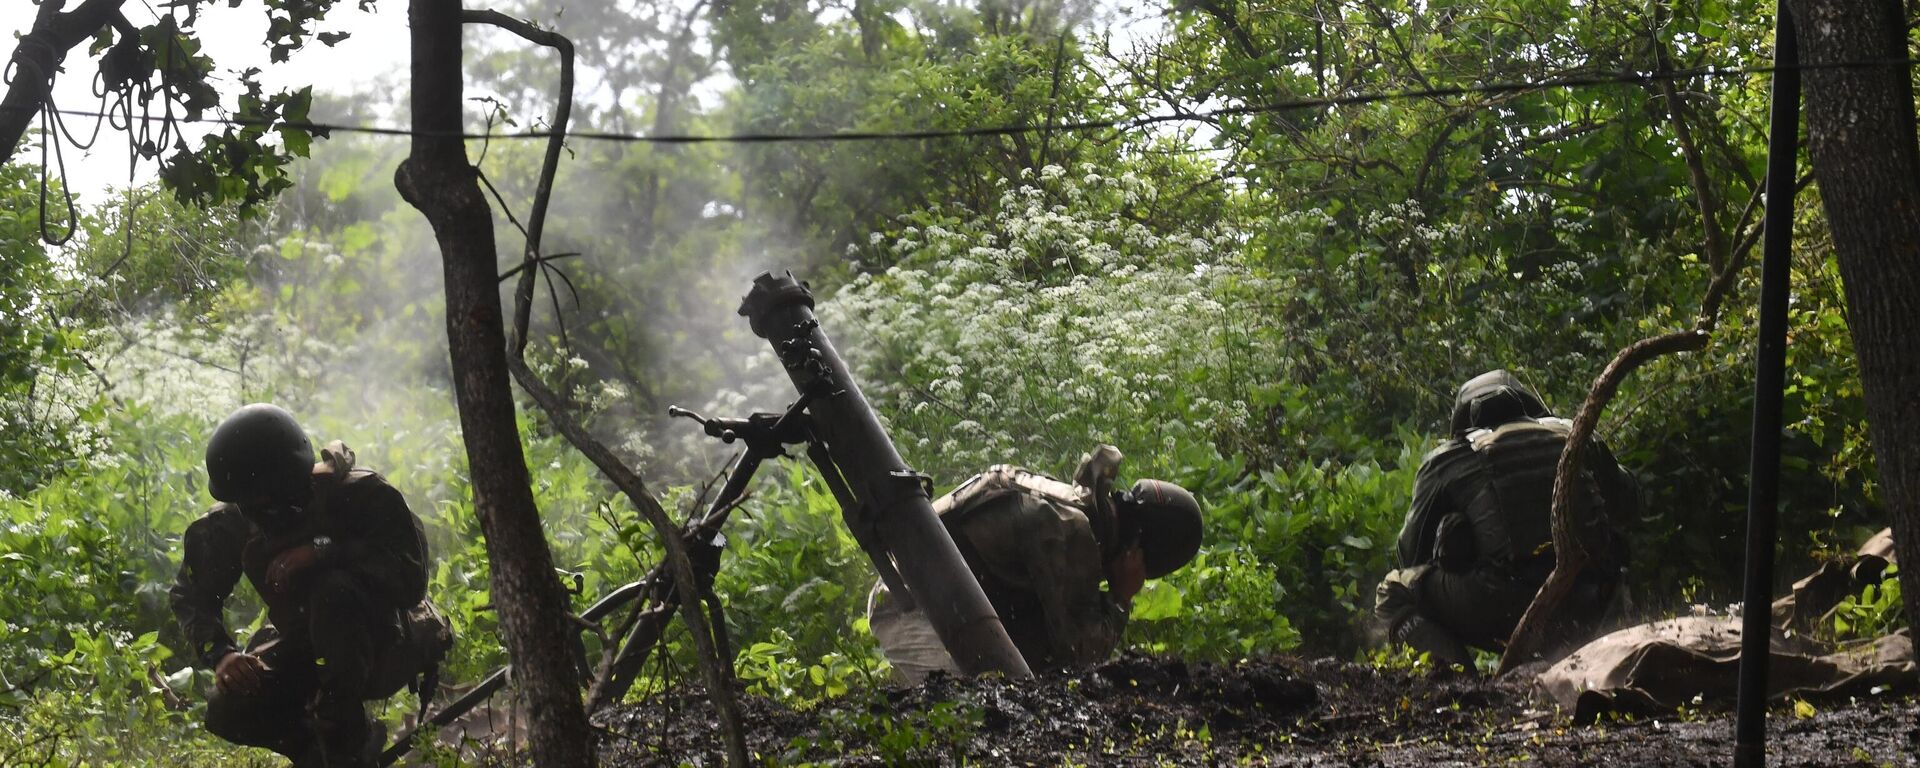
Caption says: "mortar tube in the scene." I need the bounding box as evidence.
[739,270,1032,679]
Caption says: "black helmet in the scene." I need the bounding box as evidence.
[1448,369,1551,436]
[206,403,314,504]
[1122,479,1204,579]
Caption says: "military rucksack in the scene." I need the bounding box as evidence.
[1459,417,1611,570]
[307,442,455,703]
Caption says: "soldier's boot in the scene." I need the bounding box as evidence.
[288,728,377,768]
[310,694,378,768]
[1391,613,1474,670]
[1375,565,1474,670]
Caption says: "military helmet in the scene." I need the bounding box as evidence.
[1122,479,1204,579]
[1449,369,1551,436]
[205,403,314,504]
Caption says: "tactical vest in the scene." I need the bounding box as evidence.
[1458,418,1607,570]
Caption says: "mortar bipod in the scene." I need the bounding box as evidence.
[668,393,915,611]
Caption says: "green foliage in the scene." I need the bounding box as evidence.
[1193,446,1419,653]
[826,167,1274,481]
[1129,546,1302,662]
[698,462,889,703]
[0,166,99,497]
[1365,643,1435,676]
[65,190,246,323]
[1831,565,1904,641]
[0,406,253,766]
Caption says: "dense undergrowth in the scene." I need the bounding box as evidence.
[3,1,1909,765]
[1,165,1892,767]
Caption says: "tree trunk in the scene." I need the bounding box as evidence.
[0,0,128,164]
[1785,0,1920,637]
[393,2,595,766]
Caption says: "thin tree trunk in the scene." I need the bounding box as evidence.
[393,2,594,766]
[1785,0,1920,635]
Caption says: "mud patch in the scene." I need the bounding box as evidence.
[592,653,1919,766]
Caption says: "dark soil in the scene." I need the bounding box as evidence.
[594,655,1919,766]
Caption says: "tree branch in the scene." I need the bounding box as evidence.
[0,0,129,163]
[466,10,747,765]
[1498,16,1760,670]
[1498,328,1710,672]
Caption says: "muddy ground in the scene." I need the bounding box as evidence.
[592,655,1918,767]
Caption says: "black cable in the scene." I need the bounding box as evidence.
[5,57,1914,146]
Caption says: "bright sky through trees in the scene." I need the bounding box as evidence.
[3,0,405,202]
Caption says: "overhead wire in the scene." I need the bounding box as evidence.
[4,57,1915,147]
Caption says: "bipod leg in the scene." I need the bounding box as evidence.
[380,666,512,766]
[587,451,763,712]
[586,584,675,713]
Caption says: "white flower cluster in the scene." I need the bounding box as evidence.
[820,167,1275,478]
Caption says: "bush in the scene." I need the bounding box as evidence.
[827,166,1277,482]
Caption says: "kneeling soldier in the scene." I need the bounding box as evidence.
[869,445,1203,683]
[171,404,451,767]
[1375,370,1635,668]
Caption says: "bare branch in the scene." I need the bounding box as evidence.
[465,10,748,765]
[1498,329,1710,672]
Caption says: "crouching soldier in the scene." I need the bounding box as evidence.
[1375,370,1636,669]
[869,445,1203,683]
[171,404,452,767]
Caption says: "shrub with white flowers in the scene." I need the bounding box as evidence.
[821,167,1277,480]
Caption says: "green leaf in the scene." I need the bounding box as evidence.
[279,126,312,157]
[1130,580,1183,621]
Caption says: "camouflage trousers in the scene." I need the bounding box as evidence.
[1375,560,1619,668]
[205,571,448,768]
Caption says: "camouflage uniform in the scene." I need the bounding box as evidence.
[171,446,447,767]
[870,447,1129,682]
[1375,372,1636,667]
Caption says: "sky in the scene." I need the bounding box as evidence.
[5,0,409,205]
[7,1,1177,207]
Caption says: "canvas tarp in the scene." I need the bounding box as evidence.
[1537,529,1912,720]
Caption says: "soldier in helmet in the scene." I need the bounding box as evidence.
[1374,370,1637,669]
[170,404,451,767]
[868,445,1204,683]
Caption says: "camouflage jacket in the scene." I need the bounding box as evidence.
[169,447,429,668]
[1395,418,1637,574]
[937,455,1128,670]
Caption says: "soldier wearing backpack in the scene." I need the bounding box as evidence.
[1375,370,1637,669]
[171,404,452,767]
[868,445,1203,683]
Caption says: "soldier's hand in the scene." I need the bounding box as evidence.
[266,544,320,595]
[1108,546,1147,605]
[214,652,268,696]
